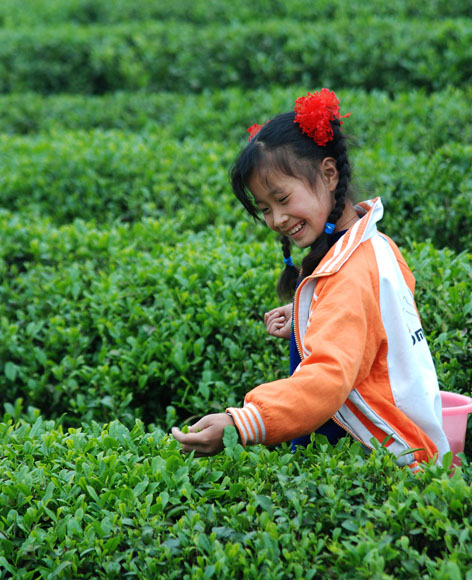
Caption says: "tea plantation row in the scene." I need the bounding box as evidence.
[0,82,471,427]
[1,128,470,252]
[1,208,470,428]
[1,3,471,576]
[1,0,470,27]
[0,414,470,579]
[0,18,471,93]
[1,87,471,151]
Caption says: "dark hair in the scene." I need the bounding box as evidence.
[230,111,352,300]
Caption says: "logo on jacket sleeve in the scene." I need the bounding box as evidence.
[402,295,425,346]
[411,327,425,346]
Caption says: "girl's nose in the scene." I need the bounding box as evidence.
[272,208,288,230]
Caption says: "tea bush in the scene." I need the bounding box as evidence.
[1,212,470,426]
[0,87,471,153]
[357,143,472,251]
[0,130,235,227]
[0,19,471,94]
[0,416,470,579]
[1,128,471,252]
[0,0,471,576]
[0,215,282,425]
[0,0,470,27]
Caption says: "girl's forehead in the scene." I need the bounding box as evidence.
[248,147,319,193]
[250,166,314,196]
[249,167,287,194]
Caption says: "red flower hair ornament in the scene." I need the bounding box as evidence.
[294,88,351,147]
[248,122,268,142]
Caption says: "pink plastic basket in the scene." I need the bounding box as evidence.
[440,391,472,466]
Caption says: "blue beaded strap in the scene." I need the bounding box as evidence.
[284,256,294,267]
[324,222,335,234]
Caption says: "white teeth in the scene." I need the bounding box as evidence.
[288,222,305,236]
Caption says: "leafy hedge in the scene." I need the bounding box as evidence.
[1,88,471,155]
[1,0,471,27]
[0,3,471,576]
[1,129,471,253]
[357,143,472,252]
[0,18,471,93]
[0,416,470,579]
[0,216,280,425]
[0,130,235,227]
[1,212,470,427]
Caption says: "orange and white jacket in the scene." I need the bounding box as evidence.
[227,198,450,470]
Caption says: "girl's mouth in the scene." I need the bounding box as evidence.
[287,222,305,237]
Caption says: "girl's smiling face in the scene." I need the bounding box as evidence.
[249,157,339,248]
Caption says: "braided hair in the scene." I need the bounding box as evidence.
[297,120,351,293]
[231,111,352,301]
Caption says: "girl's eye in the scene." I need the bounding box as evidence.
[279,196,288,203]
[260,207,269,215]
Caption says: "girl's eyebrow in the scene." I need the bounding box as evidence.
[254,188,283,205]
[259,187,284,199]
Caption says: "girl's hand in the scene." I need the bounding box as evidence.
[264,303,293,339]
[171,413,235,457]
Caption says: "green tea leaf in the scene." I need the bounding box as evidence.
[223,425,238,449]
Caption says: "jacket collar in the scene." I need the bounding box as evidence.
[293,198,384,359]
[312,197,383,278]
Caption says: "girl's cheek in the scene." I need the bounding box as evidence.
[263,216,273,229]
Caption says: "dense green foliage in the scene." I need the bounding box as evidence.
[0,131,234,226]
[0,0,471,576]
[1,214,471,427]
[0,128,470,249]
[0,19,471,94]
[0,0,471,26]
[0,88,471,254]
[0,88,471,149]
[0,418,470,579]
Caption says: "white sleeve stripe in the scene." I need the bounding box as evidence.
[227,404,267,445]
[244,407,261,443]
[228,408,249,445]
[238,409,256,443]
[244,403,266,443]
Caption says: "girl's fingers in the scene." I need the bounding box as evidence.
[268,317,284,329]
[266,314,291,337]
[171,428,213,456]
[266,313,284,327]
[171,427,201,446]
[171,414,233,456]
[265,304,292,327]
[265,311,279,324]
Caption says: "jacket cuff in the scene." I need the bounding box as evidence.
[225,402,266,446]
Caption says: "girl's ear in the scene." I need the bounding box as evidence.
[319,157,339,192]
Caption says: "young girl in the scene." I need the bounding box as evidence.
[172,89,450,471]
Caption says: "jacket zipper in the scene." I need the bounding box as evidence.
[330,414,375,451]
[292,278,375,451]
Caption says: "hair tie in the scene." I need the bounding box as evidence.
[294,88,351,147]
[324,222,335,235]
[284,256,294,267]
